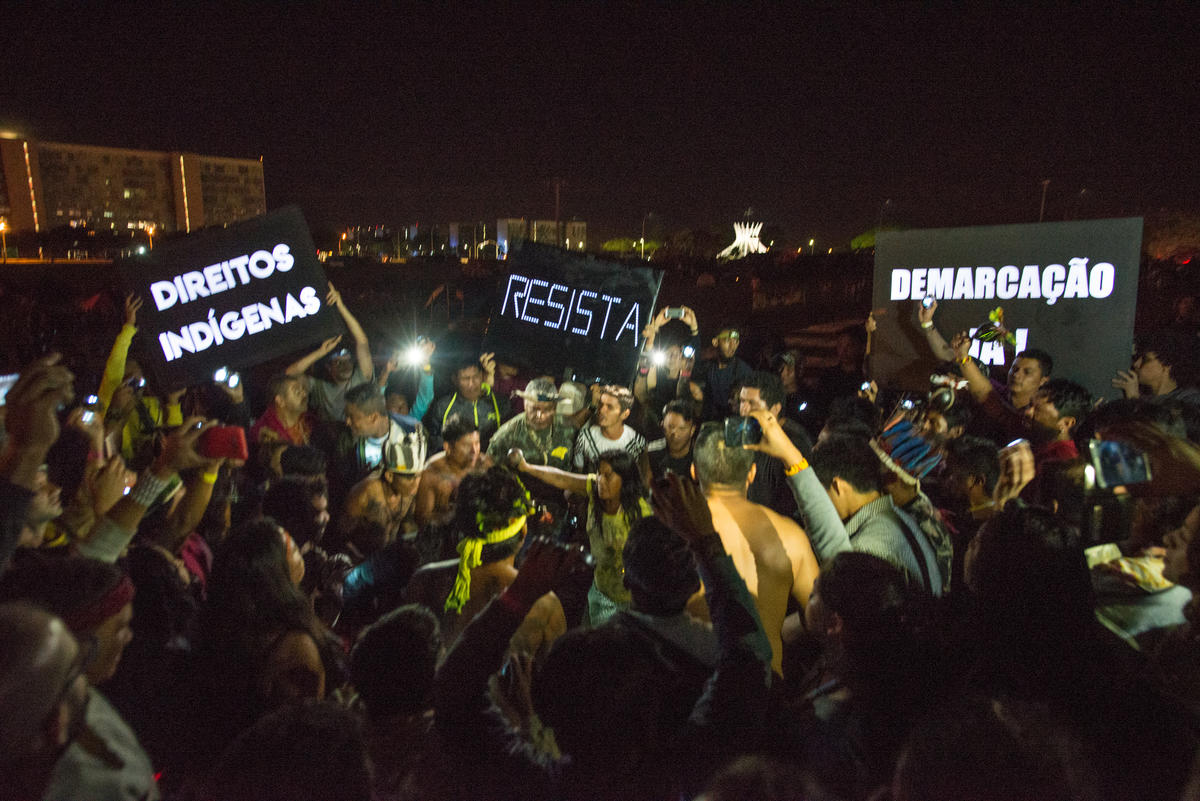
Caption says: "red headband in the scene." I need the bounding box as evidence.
[62,575,135,632]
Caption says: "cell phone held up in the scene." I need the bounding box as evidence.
[724,416,763,447]
[664,307,685,319]
[1087,439,1151,490]
[198,425,249,461]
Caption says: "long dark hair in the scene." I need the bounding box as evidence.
[196,517,320,668]
[590,449,647,523]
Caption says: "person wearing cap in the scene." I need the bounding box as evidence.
[487,378,577,473]
[341,429,429,554]
[0,601,160,801]
[693,326,753,422]
[286,283,376,424]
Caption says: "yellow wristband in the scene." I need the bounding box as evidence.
[200,470,220,485]
[784,458,809,476]
[957,356,970,365]
[920,321,934,330]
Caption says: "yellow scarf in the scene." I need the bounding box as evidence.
[444,515,528,613]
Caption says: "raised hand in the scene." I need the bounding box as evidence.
[650,471,718,546]
[1111,369,1141,398]
[124,293,144,327]
[918,298,938,325]
[505,536,592,607]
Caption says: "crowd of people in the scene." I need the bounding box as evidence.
[2,283,1200,801]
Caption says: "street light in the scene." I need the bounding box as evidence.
[809,238,815,255]
[146,225,155,250]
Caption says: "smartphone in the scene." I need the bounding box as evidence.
[921,296,935,309]
[0,373,19,405]
[665,307,684,319]
[682,345,696,359]
[1088,439,1151,489]
[198,425,249,461]
[724,416,763,447]
[860,381,872,392]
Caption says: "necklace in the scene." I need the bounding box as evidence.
[526,421,554,464]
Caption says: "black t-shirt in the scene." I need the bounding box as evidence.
[747,418,813,521]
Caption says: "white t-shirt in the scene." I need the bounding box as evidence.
[573,424,646,470]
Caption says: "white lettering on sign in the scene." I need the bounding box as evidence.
[500,273,642,346]
[150,243,295,311]
[889,257,1116,306]
[157,285,321,362]
[965,327,1031,366]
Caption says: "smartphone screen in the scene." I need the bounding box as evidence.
[1089,439,1152,489]
[0,373,19,405]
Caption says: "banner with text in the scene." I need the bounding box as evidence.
[872,218,1142,400]
[484,241,663,386]
[118,206,341,390]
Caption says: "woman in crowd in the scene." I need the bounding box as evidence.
[508,447,651,625]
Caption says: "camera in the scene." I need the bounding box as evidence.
[665,307,685,319]
[682,344,695,359]
[724,416,763,447]
[650,349,667,367]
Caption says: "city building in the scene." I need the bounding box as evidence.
[494,217,586,257]
[0,135,266,235]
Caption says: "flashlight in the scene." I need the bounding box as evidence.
[682,345,695,359]
[213,367,240,388]
[650,350,667,367]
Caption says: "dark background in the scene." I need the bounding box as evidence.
[3,5,1197,247]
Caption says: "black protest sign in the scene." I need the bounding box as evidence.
[117,206,341,390]
[872,218,1142,400]
[484,241,663,386]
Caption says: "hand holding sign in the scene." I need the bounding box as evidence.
[326,283,343,308]
[120,206,341,390]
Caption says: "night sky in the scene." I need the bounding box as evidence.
[3,4,1198,247]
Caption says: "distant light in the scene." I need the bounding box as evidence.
[137,246,146,254]
[809,238,815,246]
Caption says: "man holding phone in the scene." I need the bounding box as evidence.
[738,371,813,521]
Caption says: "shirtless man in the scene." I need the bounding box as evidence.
[341,433,428,558]
[414,415,491,528]
[685,422,818,676]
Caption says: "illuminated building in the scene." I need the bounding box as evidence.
[0,136,265,235]
[716,221,769,260]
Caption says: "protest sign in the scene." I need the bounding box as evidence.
[484,241,663,386]
[871,218,1142,401]
[117,206,341,390]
